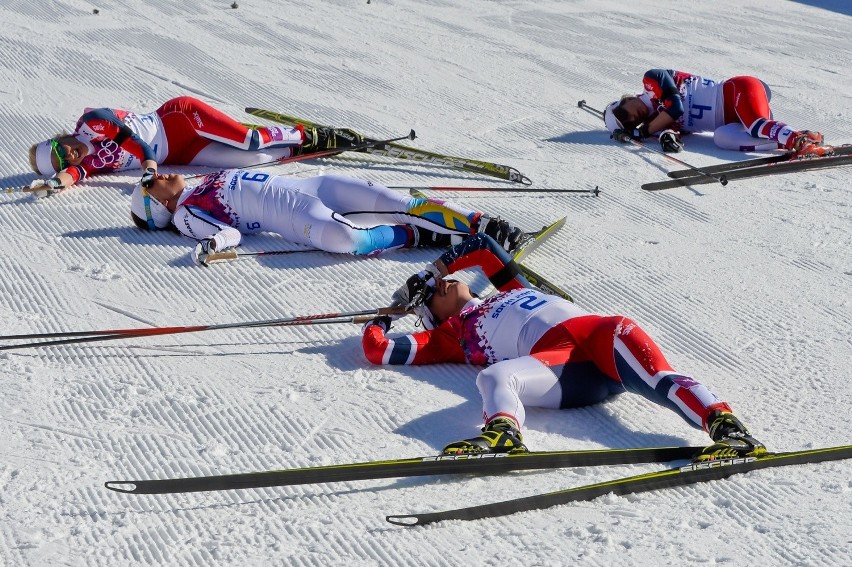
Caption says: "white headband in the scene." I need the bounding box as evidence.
[603,100,623,133]
[34,140,57,175]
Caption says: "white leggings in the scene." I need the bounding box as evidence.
[190,142,292,168]
[476,357,565,426]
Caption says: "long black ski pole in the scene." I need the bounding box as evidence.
[396,185,600,196]
[577,100,728,186]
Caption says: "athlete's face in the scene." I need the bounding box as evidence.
[426,279,472,325]
[618,97,649,127]
[146,173,186,211]
[50,136,88,170]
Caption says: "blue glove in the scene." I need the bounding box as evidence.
[140,167,157,189]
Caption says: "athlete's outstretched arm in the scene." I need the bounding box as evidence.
[436,233,532,292]
[172,205,242,249]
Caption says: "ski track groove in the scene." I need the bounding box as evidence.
[566,262,742,371]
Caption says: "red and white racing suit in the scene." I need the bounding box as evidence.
[363,233,732,432]
[58,96,302,184]
[625,69,802,150]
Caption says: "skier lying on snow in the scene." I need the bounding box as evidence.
[603,68,826,156]
[27,95,361,197]
[362,233,767,462]
[130,169,528,262]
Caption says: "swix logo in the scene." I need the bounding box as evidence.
[422,453,510,462]
[679,456,756,471]
[193,111,204,128]
[182,217,197,237]
[92,124,105,132]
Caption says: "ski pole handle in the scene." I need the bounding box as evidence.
[203,249,239,264]
[352,306,409,324]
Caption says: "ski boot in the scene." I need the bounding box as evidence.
[785,130,828,157]
[695,410,767,462]
[408,225,453,248]
[442,417,528,455]
[298,125,364,153]
[476,214,525,255]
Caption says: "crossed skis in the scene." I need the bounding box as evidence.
[104,444,852,526]
[642,144,852,191]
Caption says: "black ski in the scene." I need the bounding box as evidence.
[666,144,852,179]
[643,152,851,191]
[386,444,852,526]
[104,446,701,495]
[245,107,531,184]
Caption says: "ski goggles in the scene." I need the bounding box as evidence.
[50,139,68,170]
[415,277,463,330]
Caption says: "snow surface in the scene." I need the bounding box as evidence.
[1,0,850,565]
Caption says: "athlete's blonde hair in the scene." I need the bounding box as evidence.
[27,131,69,173]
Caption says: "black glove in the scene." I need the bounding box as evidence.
[611,124,649,143]
[363,315,393,333]
[659,129,684,153]
[140,167,157,189]
[391,265,440,310]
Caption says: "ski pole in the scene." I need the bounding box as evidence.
[0,307,408,350]
[185,130,417,180]
[396,185,600,196]
[577,100,728,186]
[4,186,44,194]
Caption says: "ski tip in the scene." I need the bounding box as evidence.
[104,481,138,493]
[386,514,421,527]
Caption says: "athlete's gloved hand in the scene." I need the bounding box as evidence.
[659,129,684,153]
[612,124,649,143]
[192,239,217,267]
[391,264,441,310]
[29,178,63,199]
[140,167,157,189]
[362,315,393,333]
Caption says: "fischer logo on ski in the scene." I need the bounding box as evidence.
[421,453,511,462]
[678,456,756,471]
